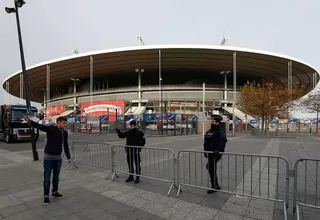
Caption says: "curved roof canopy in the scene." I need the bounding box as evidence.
[3,45,319,103]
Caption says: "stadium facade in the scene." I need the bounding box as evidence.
[3,45,319,123]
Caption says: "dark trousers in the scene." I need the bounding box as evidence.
[43,159,62,197]
[126,149,141,176]
[208,155,221,188]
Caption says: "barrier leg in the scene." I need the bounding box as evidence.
[176,184,181,197]
[65,142,79,170]
[167,182,174,196]
[283,202,287,220]
[65,161,79,170]
[296,205,300,220]
[107,146,119,180]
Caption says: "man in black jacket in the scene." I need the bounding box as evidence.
[24,116,72,205]
[204,115,228,194]
[116,120,146,183]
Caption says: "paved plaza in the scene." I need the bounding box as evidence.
[0,132,319,219]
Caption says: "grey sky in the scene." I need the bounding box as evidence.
[1,0,319,116]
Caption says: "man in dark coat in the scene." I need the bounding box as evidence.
[204,115,228,194]
[24,116,72,205]
[116,120,146,183]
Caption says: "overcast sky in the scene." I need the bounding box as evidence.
[0,0,319,116]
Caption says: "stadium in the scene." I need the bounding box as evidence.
[2,45,319,131]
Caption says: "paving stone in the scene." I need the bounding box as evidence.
[76,205,108,219]
[221,202,248,216]
[227,195,251,206]
[155,196,179,207]
[0,203,29,218]
[112,193,136,204]
[246,207,273,220]
[161,206,188,219]
[183,204,218,220]
[4,209,44,220]
[170,200,197,213]
[40,208,72,220]
[102,189,123,198]
[249,198,275,212]
[90,185,112,193]
[213,211,243,220]
[125,197,150,209]
[0,198,21,210]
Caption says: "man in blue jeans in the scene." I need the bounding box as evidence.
[24,116,72,205]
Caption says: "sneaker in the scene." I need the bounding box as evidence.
[52,192,64,199]
[43,197,50,205]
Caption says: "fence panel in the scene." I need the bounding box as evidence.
[293,158,320,220]
[109,145,176,196]
[66,141,112,170]
[176,150,289,219]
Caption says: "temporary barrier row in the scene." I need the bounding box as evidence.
[108,145,176,196]
[176,150,289,220]
[293,158,320,220]
[66,141,320,220]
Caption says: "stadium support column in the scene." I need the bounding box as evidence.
[313,72,317,88]
[232,52,237,136]
[159,49,163,135]
[202,82,205,139]
[287,61,293,133]
[41,88,46,108]
[5,81,10,104]
[46,65,50,108]
[90,56,93,104]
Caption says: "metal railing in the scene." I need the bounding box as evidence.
[65,140,320,220]
[293,158,320,220]
[65,141,112,170]
[108,144,176,196]
[176,150,289,219]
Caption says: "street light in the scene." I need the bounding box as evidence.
[15,0,25,7]
[135,68,144,106]
[5,0,39,161]
[70,77,80,114]
[220,70,231,107]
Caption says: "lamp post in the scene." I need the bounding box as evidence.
[6,0,39,161]
[220,70,231,107]
[70,78,80,115]
[135,68,144,107]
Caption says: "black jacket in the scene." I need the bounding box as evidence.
[30,121,71,159]
[204,129,228,154]
[116,128,146,150]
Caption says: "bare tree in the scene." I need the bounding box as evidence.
[299,89,320,134]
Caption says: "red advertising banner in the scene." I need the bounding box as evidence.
[46,105,67,119]
[81,101,125,121]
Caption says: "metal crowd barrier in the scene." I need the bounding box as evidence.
[176,150,289,219]
[65,141,112,170]
[293,158,320,220]
[108,144,176,196]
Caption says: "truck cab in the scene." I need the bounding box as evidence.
[0,105,39,143]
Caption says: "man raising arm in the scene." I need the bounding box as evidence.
[24,116,72,205]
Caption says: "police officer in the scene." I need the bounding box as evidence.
[116,120,146,183]
[204,115,228,194]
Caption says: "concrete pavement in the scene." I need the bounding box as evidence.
[0,133,319,219]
